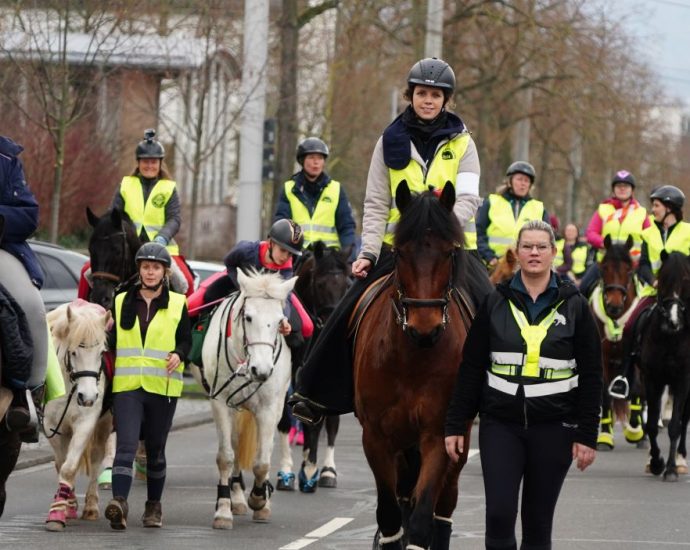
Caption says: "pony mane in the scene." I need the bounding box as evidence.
[394,191,463,247]
[658,252,690,296]
[239,269,290,300]
[47,300,108,349]
[601,242,632,266]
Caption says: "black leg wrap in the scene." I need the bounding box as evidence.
[217,483,231,499]
[430,517,453,550]
[231,473,245,490]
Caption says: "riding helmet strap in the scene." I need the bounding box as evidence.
[508,300,564,377]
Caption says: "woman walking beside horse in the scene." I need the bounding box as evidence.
[445,220,602,550]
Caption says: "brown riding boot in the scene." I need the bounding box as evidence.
[142,500,162,528]
[104,496,128,530]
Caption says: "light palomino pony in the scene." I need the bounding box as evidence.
[190,269,295,529]
[43,300,112,532]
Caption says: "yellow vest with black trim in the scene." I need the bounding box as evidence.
[554,240,588,276]
[120,176,180,255]
[596,202,647,263]
[641,221,690,276]
[486,194,544,258]
[285,179,341,248]
[113,291,186,397]
[385,133,471,246]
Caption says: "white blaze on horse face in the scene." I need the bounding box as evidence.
[669,292,680,328]
[241,298,284,383]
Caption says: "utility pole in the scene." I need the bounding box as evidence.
[425,0,444,58]
[236,0,269,242]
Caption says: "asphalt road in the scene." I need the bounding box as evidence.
[2,404,690,549]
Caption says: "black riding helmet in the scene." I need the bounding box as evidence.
[296,137,329,165]
[407,57,456,92]
[650,185,685,211]
[135,242,172,268]
[268,219,304,256]
[506,161,536,183]
[135,128,165,160]
[611,170,636,189]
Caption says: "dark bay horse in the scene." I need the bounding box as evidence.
[353,182,475,550]
[589,235,643,450]
[292,241,352,491]
[640,252,690,481]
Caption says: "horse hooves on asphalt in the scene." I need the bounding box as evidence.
[252,506,271,522]
[318,466,337,488]
[663,470,679,482]
[212,516,233,530]
[276,471,296,491]
[298,467,319,493]
[596,442,614,452]
[649,456,666,476]
[45,520,66,532]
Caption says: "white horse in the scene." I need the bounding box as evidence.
[190,270,295,529]
[43,300,112,532]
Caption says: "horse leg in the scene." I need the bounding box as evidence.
[299,419,321,493]
[597,394,615,451]
[276,394,295,491]
[663,379,690,481]
[83,413,112,520]
[318,415,339,489]
[624,393,646,446]
[645,379,664,476]
[211,399,236,529]
[676,394,690,474]
[0,428,21,518]
[248,408,278,522]
[362,428,403,550]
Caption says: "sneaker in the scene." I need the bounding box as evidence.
[609,376,629,399]
[104,497,128,530]
[142,500,162,528]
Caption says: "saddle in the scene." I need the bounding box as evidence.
[347,273,394,341]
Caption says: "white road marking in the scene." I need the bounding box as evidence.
[280,517,354,549]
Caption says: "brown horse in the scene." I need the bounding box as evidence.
[589,235,643,450]
[353,181,475,550]
[489,247,518,286]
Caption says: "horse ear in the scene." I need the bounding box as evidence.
[660,249,669,263]
[278,276,298,301]
[110,208,122,228]
[236,268,249,291]
[103,310,112,327]
[396,180,412,214]
[604,235,612,249]
[625,234,633,250]
[506,247,517,266]
[313,241,326,259]
[86,207,99,228]
[340,244,354,263]
[439,181,455,212]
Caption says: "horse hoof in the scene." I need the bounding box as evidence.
[276,471,296,491]
[298,467,320,493]
[663,470,679,482]
[247,495,267,511]
[212,516,233,530]
[596,442,614,452]
[45,520,65,532]
[596,432,614,451]
[231,502,248,515]
[623,425,644,444]
[318,466,337,488]
[81,508,99,521]
[649,457,665,476]
[252,507,271,522]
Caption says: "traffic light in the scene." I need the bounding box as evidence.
[263,118,276,181]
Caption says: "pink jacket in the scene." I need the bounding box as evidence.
[585,197,651,249]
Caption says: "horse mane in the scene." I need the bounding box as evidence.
[601,242,632,266]
[658,252,690,297]
[239,269,291,300]
[394,191,463,248]
[47,300,108,350]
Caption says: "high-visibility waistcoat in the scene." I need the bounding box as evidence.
[489,299,578,398]
[385,133,471,246]
[486,195,545,258]
[641,221,690,276]
[554,240,589,276]
[596,202,647,263]
[285,179,341,248]
[120,176,180,255]
[113,291,186,397]
[465,217,477,250]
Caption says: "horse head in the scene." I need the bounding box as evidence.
[656,251,690,334]
[599,234,634,318]
[47,300,109,407]
[235,270,297,383]
[86,207,140,310]
[392,180,461,348]
[489,247,518,285]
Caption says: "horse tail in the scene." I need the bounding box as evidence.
[234,409,257,470]
[613,397,628,423]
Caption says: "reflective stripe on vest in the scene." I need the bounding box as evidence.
[553,240,588,275]
[285,179,341,248]
[642,221,690,275]
[486,195,545,258]
[120,176,180,255]
[465,217,477,250]
[384,133,470,245]
[487,371,580,397]
[596,203,647,262]
[113,291,186,397]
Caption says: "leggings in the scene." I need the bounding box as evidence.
[0,250,47,388]
[112,389,177,502]
[479,416,574,550]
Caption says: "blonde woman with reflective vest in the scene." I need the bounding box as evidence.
[104,242,191,530]
[110,129,194,295]
[445,220,602,550]
[579,170,650,297]
[554,223,590,284]
[609,185,690,399]
[274,137,356,259]
[290,57,493,425]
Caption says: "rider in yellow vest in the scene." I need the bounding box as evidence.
[111,129,194,295]
[476,161,550,267]
[105,242,191,530]
[554,223,590,283]
[579,170,651,298]
[274,138,356,259]
[609,185,690,399]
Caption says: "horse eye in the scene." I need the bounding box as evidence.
[245,315,252,323]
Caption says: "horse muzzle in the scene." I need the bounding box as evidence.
[407,324,444,348]
[77,391,99,407]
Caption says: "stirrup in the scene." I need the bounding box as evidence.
[291,401,323,426]
[608,376,629,400]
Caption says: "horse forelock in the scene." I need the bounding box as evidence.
[601,243,632,267]
[394,191,462,248]
[239,270,289,300]
[49,303,107,350]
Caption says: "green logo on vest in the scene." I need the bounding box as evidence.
[322,196,332,203]
[441,149,455,160]
[151,193,166,208]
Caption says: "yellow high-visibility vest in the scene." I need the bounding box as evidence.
[120,176,180,255]
[465,217,477,250]
[486,195,544,258]
[385,133,471,245]
[113,290,186,397]
[596,202,647,263]
[641,221,690,276]
[285,179,341,248]
[554,240,589,276]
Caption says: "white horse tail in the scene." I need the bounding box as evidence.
[234,409,257,470]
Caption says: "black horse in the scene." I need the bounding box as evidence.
[277,241,352,492]
[641,251,690,481]
[86,207,140,310]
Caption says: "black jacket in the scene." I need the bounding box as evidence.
[445,277,602,448]
[0,282,33,388]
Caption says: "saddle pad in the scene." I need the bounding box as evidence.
[347,273,394,340]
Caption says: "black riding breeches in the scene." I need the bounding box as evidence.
[479,416,574,550]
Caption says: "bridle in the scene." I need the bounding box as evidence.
[391,248,454,332]
[601,267,635,317]
[91,229,132,288]
[656,293,687,333]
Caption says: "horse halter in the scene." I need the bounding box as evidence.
[601,268,634,315]
[391,249,454,332]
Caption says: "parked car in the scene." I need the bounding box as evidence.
[28,240,88,311]
[187,259,225,290]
